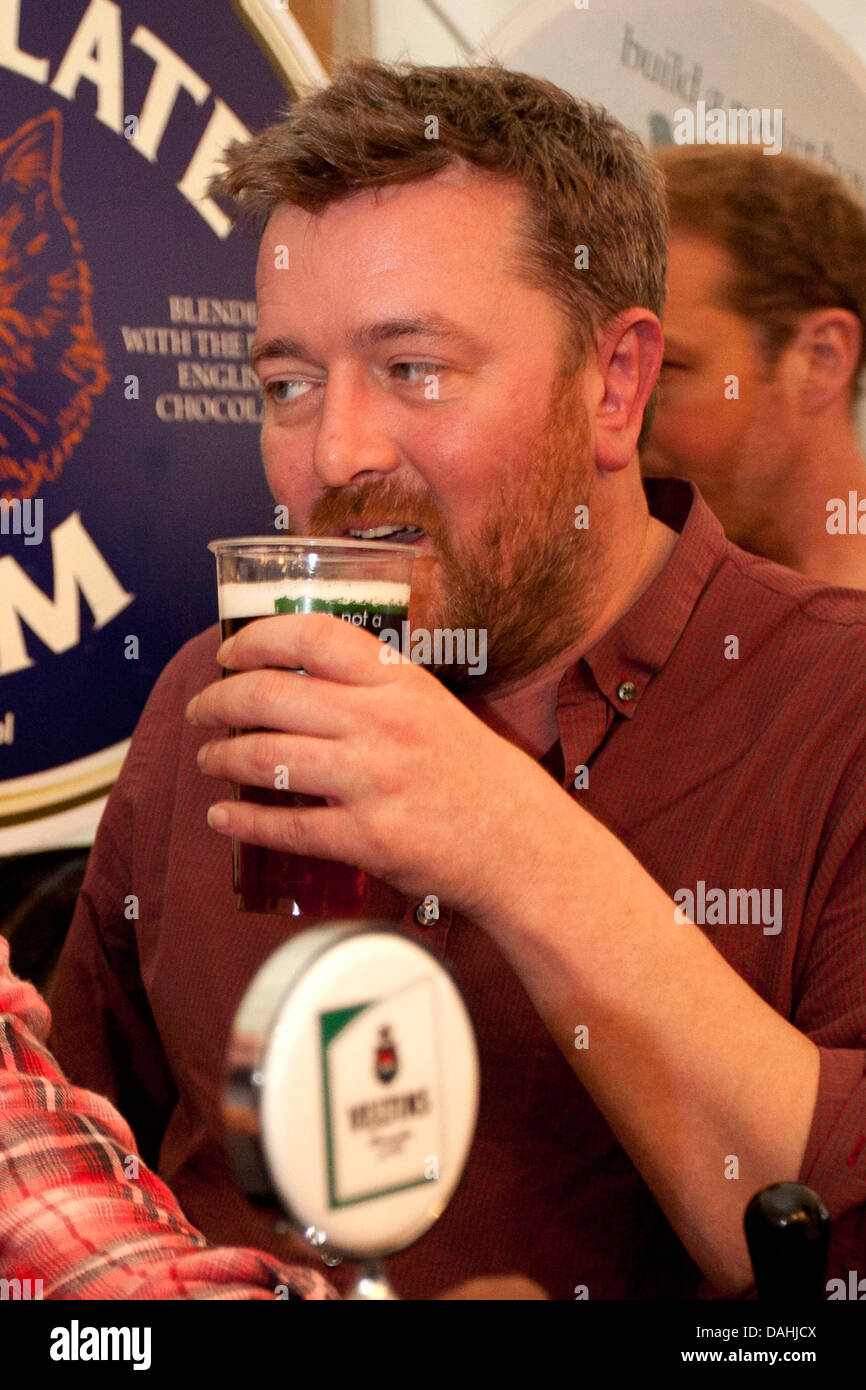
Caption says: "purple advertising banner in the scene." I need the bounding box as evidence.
[0,0,310,849]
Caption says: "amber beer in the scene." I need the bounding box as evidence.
[209,540,415,917]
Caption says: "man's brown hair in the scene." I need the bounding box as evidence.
[212,59,668,444]
[655,145,866,401]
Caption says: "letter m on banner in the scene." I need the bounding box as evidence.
[0,513,133,676]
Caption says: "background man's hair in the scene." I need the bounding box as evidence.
[212,59,668,446]
[655,144,866,402]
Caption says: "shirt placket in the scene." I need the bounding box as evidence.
[556,671,616,790]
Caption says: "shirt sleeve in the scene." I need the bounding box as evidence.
[0,933,339,1300]
[47,649,188,1168]
[794,816,866,1218]
[696,811,866,1303]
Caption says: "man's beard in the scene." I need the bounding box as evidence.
[308,374,599,696]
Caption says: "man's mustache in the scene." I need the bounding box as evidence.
[309,488,442,539]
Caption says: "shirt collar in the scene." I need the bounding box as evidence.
[557,479,727,718]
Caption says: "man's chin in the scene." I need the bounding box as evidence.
[639,450,680,480]
[639,452,663,477]
[429,663,487,696]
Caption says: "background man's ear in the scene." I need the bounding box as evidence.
[790,309,862,412]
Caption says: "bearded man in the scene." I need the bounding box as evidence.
[49,60,866,1301]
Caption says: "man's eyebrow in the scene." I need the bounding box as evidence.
[350,315,478,349]
[249,336,307,370]
[249,316,481,369]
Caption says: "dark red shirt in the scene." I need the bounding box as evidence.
[48,480,866,1299]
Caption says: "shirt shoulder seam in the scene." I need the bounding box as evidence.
[717,547,866,634]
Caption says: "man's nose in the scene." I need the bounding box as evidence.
[312,369,401,488]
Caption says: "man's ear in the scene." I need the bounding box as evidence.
[594,310,664,472]
[788,309,862,413]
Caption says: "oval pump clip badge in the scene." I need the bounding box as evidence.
[222,924,480,1299]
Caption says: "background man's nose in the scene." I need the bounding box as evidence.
[312,372,401,488]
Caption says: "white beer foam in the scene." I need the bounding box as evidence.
[219,579,410,620]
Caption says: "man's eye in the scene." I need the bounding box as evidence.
[264,379,312,403]
[391,362,441,383]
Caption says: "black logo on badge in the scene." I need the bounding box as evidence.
[375,1026,398,1084]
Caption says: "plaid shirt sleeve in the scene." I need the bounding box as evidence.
[0,934,339,1300]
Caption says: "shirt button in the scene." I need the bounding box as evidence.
[415,894,440,927]
[617,680,637,703]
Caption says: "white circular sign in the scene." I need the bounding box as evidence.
[223,924,479,1260]
[481,0,866,192]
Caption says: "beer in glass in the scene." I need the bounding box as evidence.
[208,537,415,917]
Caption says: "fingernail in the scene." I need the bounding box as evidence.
[217,636,236,664]
[186,695,199,722]
[207,806,230,830]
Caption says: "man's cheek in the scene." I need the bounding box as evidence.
[260,427,280,482]
[645,404,692,461]
[649,413,717,475]
[261,435,309,512]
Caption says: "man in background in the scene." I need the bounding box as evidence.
[643,146,866,588]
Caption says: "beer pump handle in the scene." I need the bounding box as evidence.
[344,1262,400,1300]
[743,1183,830,1301]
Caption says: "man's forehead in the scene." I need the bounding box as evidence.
[255,168,528,278]
[666,232,738,312]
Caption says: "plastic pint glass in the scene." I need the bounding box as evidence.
[208,537,416,916]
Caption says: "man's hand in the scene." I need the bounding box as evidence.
[186,612,563,921]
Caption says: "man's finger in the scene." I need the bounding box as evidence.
[204,795,357,866]
[197,732,351,802]
[217,611,406,686]
[187,668,355,736]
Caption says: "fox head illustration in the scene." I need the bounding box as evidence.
[0,109,109,503]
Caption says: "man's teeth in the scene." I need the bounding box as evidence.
[348,524,424,538]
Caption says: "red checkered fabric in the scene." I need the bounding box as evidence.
[0,934,338,1300]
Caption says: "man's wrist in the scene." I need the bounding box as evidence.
[469,781,588,943]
